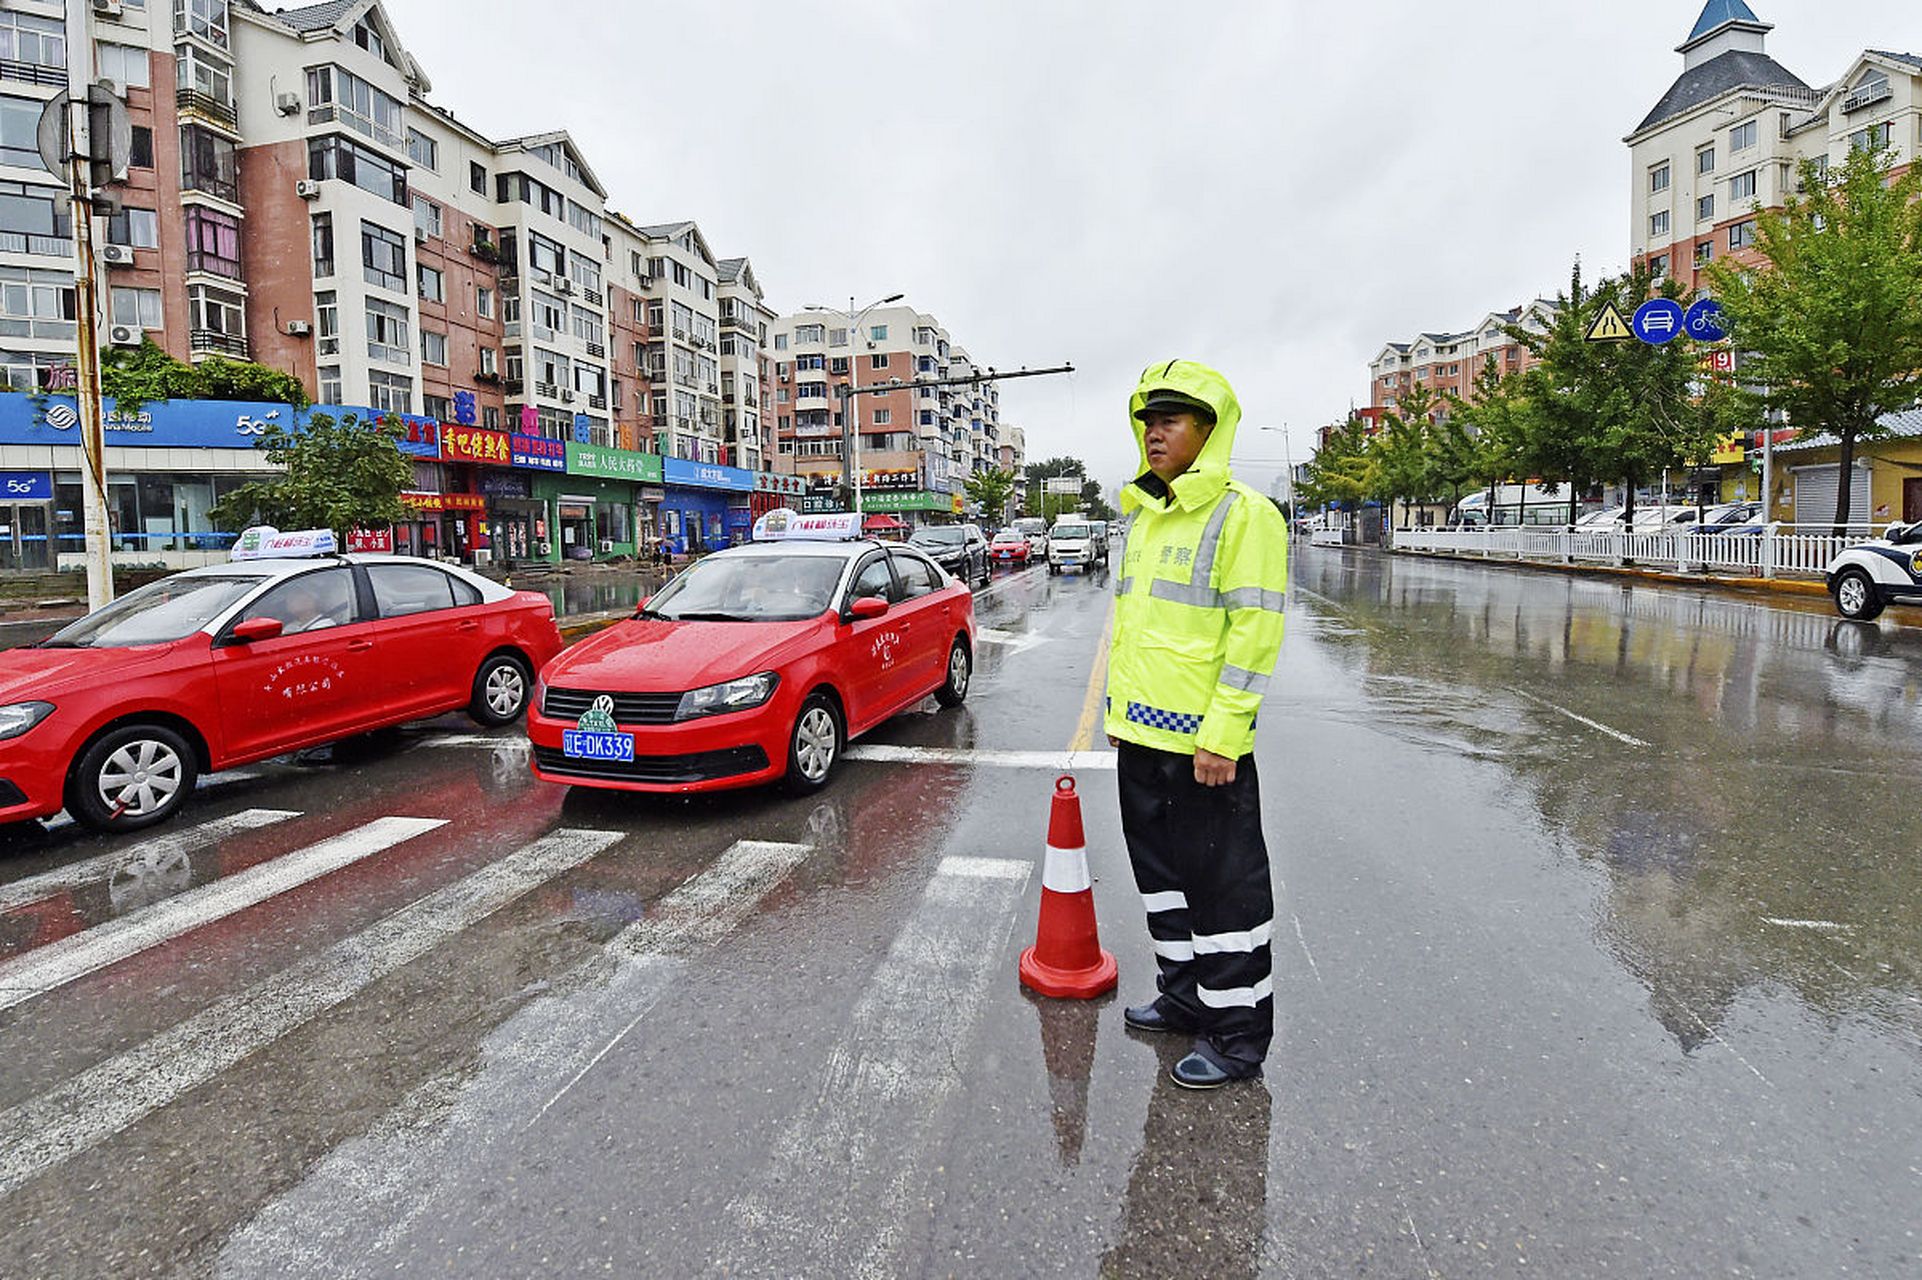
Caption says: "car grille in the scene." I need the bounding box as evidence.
[543,686,684,725]
[531,744,770,785]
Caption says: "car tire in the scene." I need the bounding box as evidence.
[469,652,531,726]
[935,637,972,708]
[784,692,843,795]
[1833,568,1885,621]
[67,723,199,833]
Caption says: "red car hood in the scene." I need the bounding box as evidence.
[0,638,201,704]
[545,615,825,692]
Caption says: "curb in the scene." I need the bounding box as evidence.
[1383,546,1862,605]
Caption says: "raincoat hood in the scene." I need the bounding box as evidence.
[1124,359,1243,514]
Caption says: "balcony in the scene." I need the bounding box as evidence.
[583,288,604,307]
[1842,79,1893,113]
[180,171,238,203]
[0,59,65,89]
[588,393,607,410]
[176,87,237,131]
[723,313,756,333]
[0,231,70,257]
[502,377,524,394]
[189,328,248,358]
[185,252,243,281]
[535,382,560,398]
[584,341,605,359]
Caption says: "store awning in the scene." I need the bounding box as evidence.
[862,513,909,531]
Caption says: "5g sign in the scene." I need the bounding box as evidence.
[0,472,53,501]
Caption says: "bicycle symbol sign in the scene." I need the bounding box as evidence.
[1684,298,1728,342]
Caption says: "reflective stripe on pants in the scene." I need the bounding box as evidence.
[1117,740,1275,1071]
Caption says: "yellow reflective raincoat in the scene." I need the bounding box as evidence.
[1103,360,1288,759]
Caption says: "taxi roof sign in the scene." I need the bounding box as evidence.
[231,526,340,560]
[752,509,864,542]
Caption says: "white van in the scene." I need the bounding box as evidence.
[1046,520,1097,574]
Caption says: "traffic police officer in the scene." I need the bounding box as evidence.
[1105,359,1287,1089]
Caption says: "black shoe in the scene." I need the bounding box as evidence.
[1170,1052,1237,1090]
[1123,1001,1189,1034]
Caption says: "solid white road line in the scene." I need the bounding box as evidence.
[976,626,1053,654]
[217,837,814,1276]
[714,855,1031,1279]
[844,744,1118,771]
[973,565,1046,603]
[0,826,621,1202]
[1507,687,1651,748]
[1761,917,1854,932]
[0,808,300,914]
[0,815,445,1015]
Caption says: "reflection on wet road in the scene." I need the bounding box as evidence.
[0,550,1917,1277]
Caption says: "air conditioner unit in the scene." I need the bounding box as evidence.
[413,226,428,243]
[96,78,126,100]
[553,278,574,296]
[295,179,321,200]
[558,389,576,404]
[285,320,313,337]
[100,243,134,265]
[274,91,301,116]
[108,324,143,347]
[599,539,613,554]
[92,0,123,17]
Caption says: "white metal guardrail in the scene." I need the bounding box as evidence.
[1389,523,1883,580]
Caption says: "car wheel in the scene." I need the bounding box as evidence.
[68,723,199,832]
[784,692,843,794]
[469,653,531,726]
[936,637,972,707]
[1833,568,1885,621]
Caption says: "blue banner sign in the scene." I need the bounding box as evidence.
[511,433,568,471]
[0,470,51,500]
[663,457,757,492]
[0,394,444,456]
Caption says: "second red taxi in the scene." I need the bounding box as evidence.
[989,528,1032,565]
[527,511,975,794]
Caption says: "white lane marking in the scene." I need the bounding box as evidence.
[1761,917,1855,933]
[0,816,445,1015]
[0,827,621,1201]
[976,626,1053,654]
[714,855,1031,1278]
[973,565,1046,603]
[1507,687,1650,748]
[218,838,812,1275]
[844,744,1118,771]
[0,809,300,914]
[1679,1004,1772,1088]
[412,733,529,750]
[1291,914,1323,985]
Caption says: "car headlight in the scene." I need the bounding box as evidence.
[675,673,778,721]
[532,675,547,714]
[0,701,54,741]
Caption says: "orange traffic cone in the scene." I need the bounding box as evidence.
[1019,775,1118,999]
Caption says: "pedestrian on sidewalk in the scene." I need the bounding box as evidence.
[1105,359,1288,1089]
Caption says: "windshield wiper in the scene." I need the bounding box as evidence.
[36,638,92,648]
[666,611,752,622]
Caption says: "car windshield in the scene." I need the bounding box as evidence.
[994,530,1021,541]
[43,574,263,648]
[911,529,966,547]
[641,554,845,622]
[1053,524,1091,539]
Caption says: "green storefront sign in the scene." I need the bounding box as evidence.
[861,490,952,513]
[566,442,663,483]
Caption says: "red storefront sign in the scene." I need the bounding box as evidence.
[440,426,512,465]
[346,527,394,552]
[401,491,487,512]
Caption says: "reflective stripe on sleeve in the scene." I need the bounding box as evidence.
[1217,664,1270,695]
[1148,579,1221,608]
[1189,491,1240,587]
[1114,576,1133,596]
[1141,890,1188,914]
[1196,976,1275,1008]
[1222,586,1287,613]
[1190,920,1273,955]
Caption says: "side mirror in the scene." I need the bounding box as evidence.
[848,596,889,621]
[230,616,284,643]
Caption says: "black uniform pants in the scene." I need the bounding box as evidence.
[1117,740,1275,1074]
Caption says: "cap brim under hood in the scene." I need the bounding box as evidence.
[1124,359,1242,514]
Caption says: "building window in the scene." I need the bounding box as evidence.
[365,297,410,364]
[1729,169,1757,203]
[1697,195,1714,222]
[0,268,76,341]
[129,126,152,169]
[872,408,891,425]
[406,128,438,171]
[0,11,66,70]
[105,207,159,249]
[1697,146,1715,174]
[311,212,333,277]
[478,346,497,376]
[1849,122,1892,153]
[315,290,338,354]
[476,285,494,319]
[318,364,341,404]
[180,124,237,200]
[469,160,487,195]
[1648,162,1669,193]
[98,43,152,88]
[2,97,55,172]
[795,323,823,344]
[1694,241,1714,266]
[309,134,407,205]
[184,206,240,278]
[829,327,847,347]
[1729,120,1756,152]
[176,44,229,105]
[1649,253,1668,278]
[423,393,451,421]
[417,263,443,302]
[870,353,888,370]
[412,195,441,239]
[361,220,407,292]
[1648,210,1669,238]
[174,0,229,49]
[421,330,447,366]
[306,65,403,148]
[188,283,243,343]
[110,286,162,329]
[1728,219,1757,250]
[482,406,501,429]
[368,369,412,413]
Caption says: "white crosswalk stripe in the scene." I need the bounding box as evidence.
[217,837,815,1275]
[0,816,445,1015]
[713,854,1031,1278]
[0,826,623,1201]
[0,808,300,914]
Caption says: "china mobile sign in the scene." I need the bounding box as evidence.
[0,394,443,454]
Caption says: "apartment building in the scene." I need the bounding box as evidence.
[628,220,723,465]
[1628,1,1922,293]
[767,305,1001,523]
[999,424,1025,476]
[1367,301,1556,416]
[716,256,772,473]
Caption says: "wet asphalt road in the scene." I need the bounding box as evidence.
[1,549,1919,1278]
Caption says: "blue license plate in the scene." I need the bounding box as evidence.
[563,729,635,762]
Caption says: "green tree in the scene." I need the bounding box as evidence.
[962,467,1019,525]
[1024,456,1086,518]
[99,337,309,409]
[1440,356,1520,514]
[1705,142,1922,532]
[1372,382,1451,522]
[1299,413,1379,511]
[210,412,414,542]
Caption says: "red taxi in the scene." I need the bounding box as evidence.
[989,528,1032,564]
[527,512,974,795]
[0,530,560,832]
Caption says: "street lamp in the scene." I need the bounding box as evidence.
[805,293,904,520]
[1257,424,1295,511]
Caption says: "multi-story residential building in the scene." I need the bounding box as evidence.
[716,256,772,473]
[767,305,1001,524]
[1628,1,1922,294]
[631,220,724,465]
[1367,302,1556,416]
[999,424,1026,476]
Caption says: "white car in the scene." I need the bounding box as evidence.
[1826,522,1922,621]
[1046,521,1097,574]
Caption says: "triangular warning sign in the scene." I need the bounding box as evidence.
[1585,302,1633,343]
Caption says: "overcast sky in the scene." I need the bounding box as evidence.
[389,0,1910,492]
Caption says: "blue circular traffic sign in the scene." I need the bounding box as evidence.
[1684,297,1729,343]
[1631,298,1686,345]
